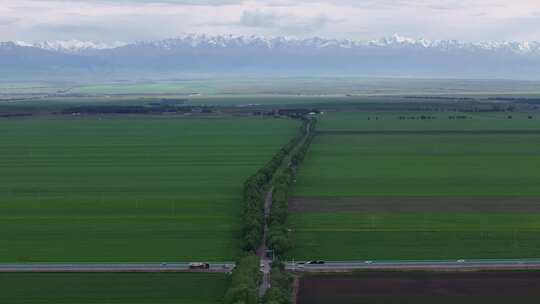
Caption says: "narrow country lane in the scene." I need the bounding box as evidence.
[258,187,274,297]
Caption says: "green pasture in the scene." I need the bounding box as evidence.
[292,133,540,197]
[290,132,540,260]
[317,111,540,131]
[0,273,226,304]
[290,212,540,260]
[0,116,298,262]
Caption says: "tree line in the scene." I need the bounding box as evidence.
[264,262,294,304]
[225,116,316,304]
[264,117,316,304]
[242,117,316,253]
[62,105,212,115]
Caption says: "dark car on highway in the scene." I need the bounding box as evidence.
[189,262,210,269]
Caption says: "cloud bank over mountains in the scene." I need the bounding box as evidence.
[2,0,540,43]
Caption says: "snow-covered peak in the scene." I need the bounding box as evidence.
[13,40,126,53]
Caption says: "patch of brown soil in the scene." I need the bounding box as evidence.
[297,271,540,304]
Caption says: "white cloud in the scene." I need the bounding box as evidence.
[240,9,329,34]
[241,10,278,27]
[1,0,540,42]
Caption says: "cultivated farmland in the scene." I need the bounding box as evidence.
[292,133,540,197]
[290,111,540,260]
[0,116,298,262]
[297,271,540,304]
[0,273,226,304]
[317,111,540,131]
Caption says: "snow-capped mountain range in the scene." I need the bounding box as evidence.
[10,34,540,55]
[2,34,540,80]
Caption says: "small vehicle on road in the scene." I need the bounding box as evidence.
[306,260,325,265]
[222,264,232,269]
[189,262,210,269]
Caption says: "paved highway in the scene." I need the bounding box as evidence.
[4,259,540,273]
[286,259,540,272]
[0,262,235,273]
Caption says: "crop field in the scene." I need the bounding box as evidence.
[297,271,540,304]
[289,128,540,260]
[293,133,540,197]
[0,273,226,304]
[0,116,298,262]
[317,111,540,131]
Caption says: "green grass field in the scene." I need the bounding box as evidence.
[0,116,298,262]
[0,273,226,304]
[293,133,540,197]
[291,212,540,260]
[290,132,540,260]
[317,111,540,131]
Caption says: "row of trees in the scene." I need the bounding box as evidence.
[268,118,316,257]
[224,254,261,304]
[263,263,294,304]
[267,168,294,257]
[225,117,316,304]
[264,117,316,304]
[62,105,212,115]
[242,118,316,252]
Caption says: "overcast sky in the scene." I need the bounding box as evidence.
[1,0,540,43]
